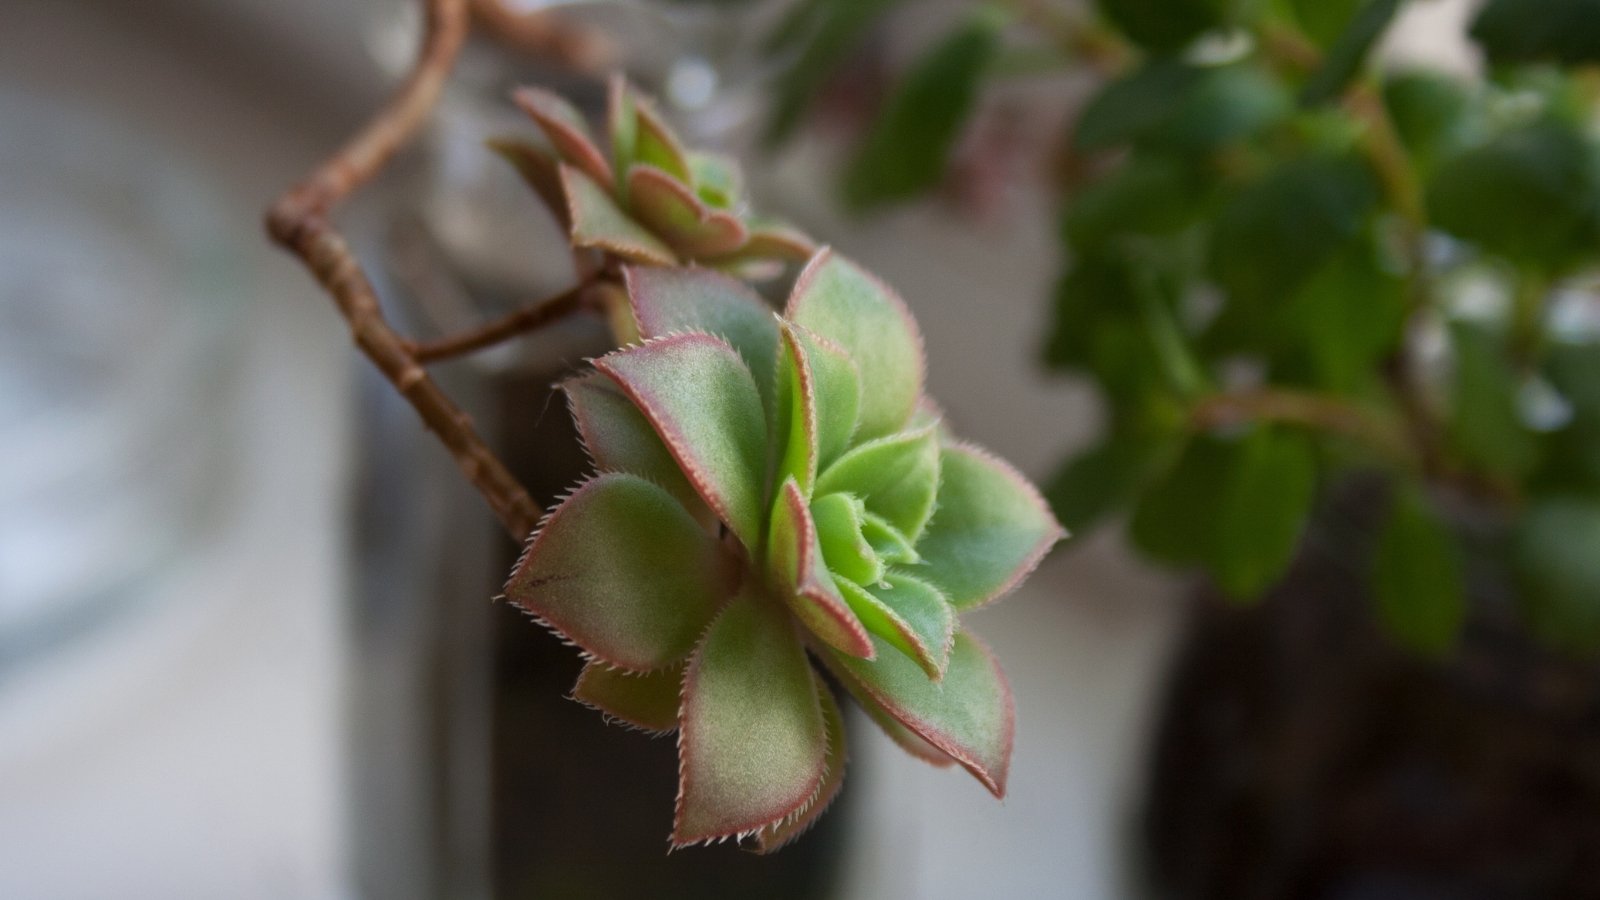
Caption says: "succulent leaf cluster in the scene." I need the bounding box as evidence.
[504,250,1064,849]
[496,76,815,274]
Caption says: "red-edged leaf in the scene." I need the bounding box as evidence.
[743,222,817,261]
[594,333,769,550]
[633,93,693,183]
[513,86,612,187]
[628,166,749,259]
[836,573,955,680]
[858,693,957,768]
[486,137,571,231]
[622,266,779,414]
[504,474,727,671]
[753,683,848,853]
[606,74,638,197]
[573,661,685,734]
[769,479,875,659]
[562,165,677,266]
[674,591,828,846]
[774,324,822,495]
[562,372,702,514]
[815,426,941,542]
[916,442,1066,611]
[828,630,1014,797]
[786,249,926,441]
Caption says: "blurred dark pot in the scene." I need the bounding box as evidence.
[1140,485,1600,900]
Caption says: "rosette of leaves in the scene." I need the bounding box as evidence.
[504,248,1064,849]
[496,76,815,272]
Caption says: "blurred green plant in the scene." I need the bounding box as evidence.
[766,0,1600,658]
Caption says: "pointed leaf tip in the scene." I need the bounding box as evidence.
[769,479,876,659]
[505,474,726,671]
[513,86,612,188]
[573,661,686,733]
[562,165,678,266]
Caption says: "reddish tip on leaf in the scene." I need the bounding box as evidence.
[513,86,613,188]
[770,479,876,660]
[628,166,749,259]
[560,165,678,266]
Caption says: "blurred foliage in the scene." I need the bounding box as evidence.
[760,0,1600,659]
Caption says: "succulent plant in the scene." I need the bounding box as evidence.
[504,249,1065,850]
[495,76,815,274]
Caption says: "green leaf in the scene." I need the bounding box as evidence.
[573,661,686,733]
[815,426,941,541]
[836,573,956,679]
[774,323,864,495]
[1426,120,1600,270]
[1383,70,1475,178]
[1130,434,1236,565]
[513,86,613,188]
[826,630,1013,797]
[811,492,884,586]
[622,265,780,414]
[594,333,770,550]
[561,166,678,266]
[841,12,1001,211]
[675,591,828,846]
[689,151,743,209]
[860,509,920,565]
[1213,428,1317,600]
[1076,61,1288,153]
[504,474,726,671]
[626,166,749,258]
[1534,340,1600,494]
[787,249,926,440]
[1286,0,1367,47]
[1471,0,1600,66]
[606,75,638,196]
[1372,488,1466,657]
[1447,322,1538,480]
[914,442,1066,611]
[1515,498,1600,654]
[1094,0,1244,53]
[1045,428,1176,534]
[1299,0,1404,106]
[769,479,876,658]
[562,372,702,513]
[1285,239,1407,393]
[753,683,847,853]
[1209,154,1377,308]
[631,93,693,183]
[764,0,906,145]
[1062,155,1209,251]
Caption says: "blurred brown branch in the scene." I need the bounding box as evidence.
[265,0,546,541]
[469,0,614,71]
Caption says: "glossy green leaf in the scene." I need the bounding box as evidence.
[1299,0,1403,106]
[1129,434,1236,565]
[561,166,677,266]
[1213,429,1318,600]
[513,86,612,188]
[1094,0,1242,52]
[827,630,1013,797]
[595,333,770,549]
[1045,428,1176,535]
[811,492,884,586]
[815,427,940,541]
[562,372,702,513]
[675,592,828,846]
[769,478,875,658]
[1076,61,1288,153]
[505,474,726,671]
[1372,488,1466,657]
[627,166,749,258]
[914,442,1065,610]
[622,265,780,414]
[837,573,956,679]
[1286,239,1407,392]
[753,683,848,853]
[1287,0,1366,47]
[1447,322,1538,480]
[1427,120,1600,270]
[788,249,925,440]
[1383,70,1475,178]
[1062,155,1208,251]
[842,11,1001,211]
[573,661,686,733]
[1471,0,1600,66]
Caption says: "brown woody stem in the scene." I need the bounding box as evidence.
[410,280,596,363]
[265,0,541,541]
[1190,387,1416,465]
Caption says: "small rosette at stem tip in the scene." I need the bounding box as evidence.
[500,75,816,272]
[505,242,1065,847]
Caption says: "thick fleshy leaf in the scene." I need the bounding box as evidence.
[815,426,940,541]
[573,661,686,733]
[787,249,925,440]
[633,95,693,183]
[689,152,742,209]
[774,324,823,495]
[915,442,1066,611]
[811,492,884,586]
[791,325,861,472]
[857,693,957,768]
[622,266,780,414]
[860,510,920,564]
[828,630,1013,797]
[562,166,677,266]
[628,166,749,258]
[674,592,828,846]
[594,333,769,550]
[837,573,956,680]
[718,222,818,265]
[607,74,639,197]
[486,137,571,231]
[754,684,847,854]
[505,474,726,671]
[514,86,612,187]
[562,371,701,513]
[769,479,875,659]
